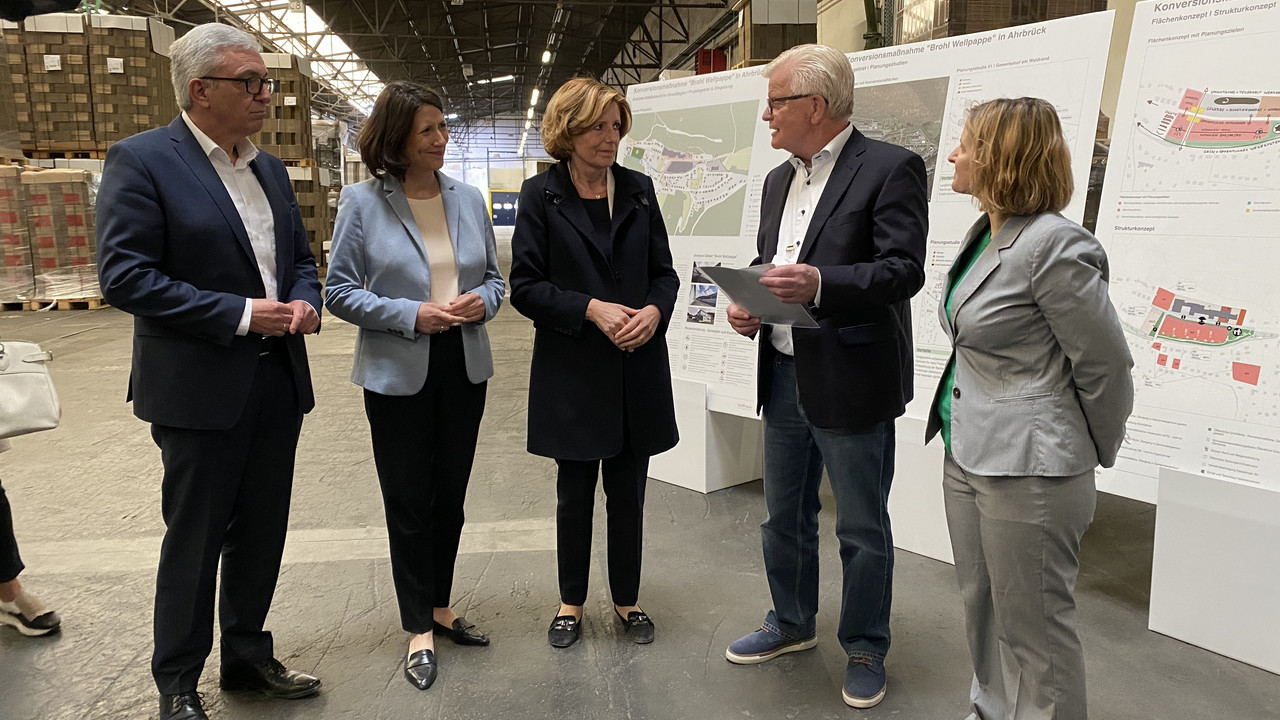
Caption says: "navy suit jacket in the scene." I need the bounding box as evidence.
[97,116,322,431]
[753,126,928,430]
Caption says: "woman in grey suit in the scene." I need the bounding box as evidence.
[325,81,504,691]
[926,97,1134,720]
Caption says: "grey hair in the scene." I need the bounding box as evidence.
[170,23,260,110]
[762,44,855,121]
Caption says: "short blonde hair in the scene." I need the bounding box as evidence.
[965,97,1073,216]
[541,77,632,161]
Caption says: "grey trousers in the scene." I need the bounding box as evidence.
[943,456,1095,720]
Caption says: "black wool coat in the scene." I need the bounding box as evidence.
[509,161,679,461]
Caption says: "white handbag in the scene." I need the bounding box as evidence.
[0,340,61,439]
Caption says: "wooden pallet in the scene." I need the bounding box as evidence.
[22,297,110,311]
[0,300,28,311]
[25,148,109,160]
[281,158,315,167]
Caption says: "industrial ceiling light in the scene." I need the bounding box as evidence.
[531,88,540,104]
[527,107,534,119]
[446,113,459,120]
[525,119,531,130]
[541,50,552,64]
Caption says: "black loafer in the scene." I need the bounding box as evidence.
[548,614,582,648]
[404,649,438,690]
[159,691,208,720]
[616,610,655,644]
[220,658,321,699]
[433,617,489,646]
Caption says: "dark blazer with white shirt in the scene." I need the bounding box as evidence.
[509,162,679,461]
[324,173,505,395]
[97,116,322,431]
[752,126,929,430]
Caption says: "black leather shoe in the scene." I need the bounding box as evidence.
[159,691,208,720]
[548,614,582,648]
[616,610,655,644]
[433,617,490,646]
[220,658,321,699]
[404,649,438,690]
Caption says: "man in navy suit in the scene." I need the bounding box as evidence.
[724,44,928,709]
[97,23,322,720]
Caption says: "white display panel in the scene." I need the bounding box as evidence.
[1095,0,1280,502]
[623,70,788,418]
[844,12,1116,421]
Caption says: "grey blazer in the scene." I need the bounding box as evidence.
[925,213,1134,476]
[324,173,505,395]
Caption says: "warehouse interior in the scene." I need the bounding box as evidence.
[1,0,1279,718]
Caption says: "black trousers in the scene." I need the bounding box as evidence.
[555,443,649,607]
[149,343,302,695]
[363,328,487,634]
[0,478,23,584]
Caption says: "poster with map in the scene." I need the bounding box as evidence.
[1095,0,1280,502]
[847,12,1116,422]
[624,70,787,417]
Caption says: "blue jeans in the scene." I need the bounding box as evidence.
[760,355,895,662]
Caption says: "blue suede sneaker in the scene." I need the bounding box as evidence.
[725,627,818,665]
[842,657,886,708]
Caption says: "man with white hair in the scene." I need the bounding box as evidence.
[724,43,928,709]
[97,22,322,720]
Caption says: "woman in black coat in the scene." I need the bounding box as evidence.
[509,77,679,648]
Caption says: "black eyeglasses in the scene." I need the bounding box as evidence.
[199,76,279,95]
[766,93,818,112]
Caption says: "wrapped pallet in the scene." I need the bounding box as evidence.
[312,118,346,175]
[88,16,177,144]
[22,13,95,152]
[252,53,313,160]
[22,168,99,299]
[0,166,34,302]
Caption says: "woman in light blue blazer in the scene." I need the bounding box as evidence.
[325,81,504,692]
[926,98,1134,720]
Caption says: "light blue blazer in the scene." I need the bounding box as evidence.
[325,173,505,395]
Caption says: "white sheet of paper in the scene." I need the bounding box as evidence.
[700,264,819,328]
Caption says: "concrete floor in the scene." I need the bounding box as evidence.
[0,242,1277,720]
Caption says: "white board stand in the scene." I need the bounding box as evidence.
[1150,468,1280,675]
[650,379,762,494]
[889,416,953,564]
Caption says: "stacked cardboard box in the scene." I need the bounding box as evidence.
[0,167,33,301]
[1,21,32,154]
[287,165,332,265]
[0,23,22,158]
[22,14,95,152]
[22,168,99,299]
[88,16,177,144]
[252,54,314,160]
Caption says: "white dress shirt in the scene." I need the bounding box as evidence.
[181,112,278,336]
[769,122,853,356]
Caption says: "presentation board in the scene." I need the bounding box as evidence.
[623,12,1116,422]
[844,12,1115,419]
[1095,0,1280,503]
[622,70,786,418]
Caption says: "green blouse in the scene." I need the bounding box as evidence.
[937,228,993,455]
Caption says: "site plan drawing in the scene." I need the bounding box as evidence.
[1096,0,1280,500]
[621,100,757,236]
[625,69,784,417]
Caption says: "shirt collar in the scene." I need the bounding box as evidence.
[181,111,260,167]
[789,122,854,175]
